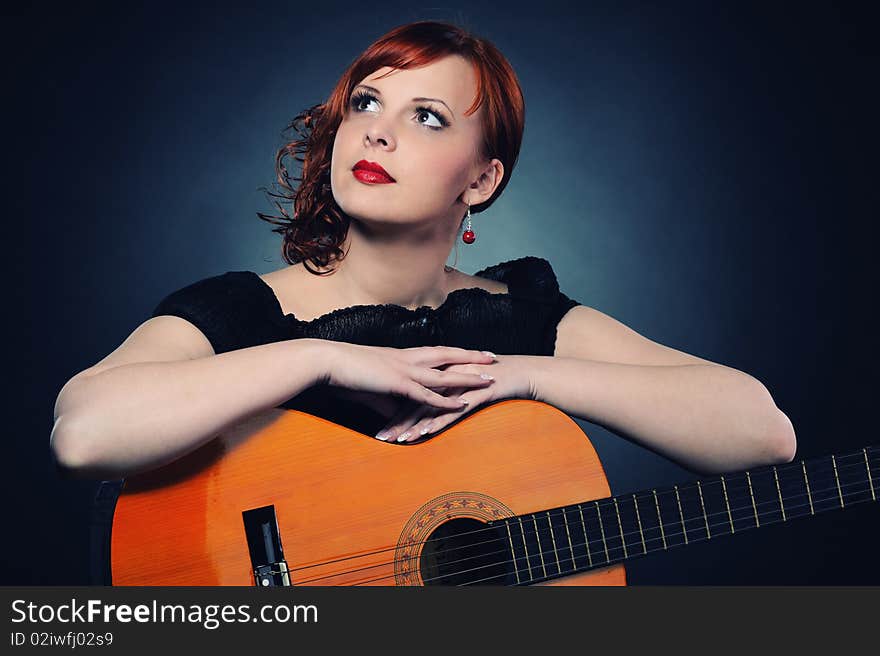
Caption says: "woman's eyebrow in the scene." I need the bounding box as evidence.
[352,84,455,119]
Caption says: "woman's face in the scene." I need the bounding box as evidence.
[331,55,494,230]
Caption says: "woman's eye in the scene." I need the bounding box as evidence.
[353,93,379,112]
[415,108,444,129]
[349,92,447,130]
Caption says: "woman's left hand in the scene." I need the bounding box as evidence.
[374,354,537,443]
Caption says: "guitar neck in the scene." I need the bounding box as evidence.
[495,445,879,585]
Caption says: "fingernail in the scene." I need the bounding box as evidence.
[375,430,389,440]
[397,432,411,442]
[480,373,494,380]
[482,351,497,360]
[458,397,469,405]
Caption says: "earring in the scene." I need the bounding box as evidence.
[461,204,475,244]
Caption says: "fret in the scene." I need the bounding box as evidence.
[593,501,613,563]
[696,477,734,539]
[746,472,760,526]
[515,515,542,582]
[578,502,609,566]
[805,455,847,513]
[865,448,876,501]
[543,511,560,576]
[558,506,580,572]
[696,481,711,538]
[831,456,844,508]
[802,462,815,515]
[773,460,813,521]
[654,488,687,548]
[597,499,626,561]
[720,475,735,533]
[634,490,664,552]
[674,483,709,544]
[632,494,648,555]
[723,472,759,531]
[772,467,786,521]
[612,498,628,559]
[546,508,577,577]
[674,485,688,544]
[597,500,624,562]
[834,451,875,506]
[576,504,594,568]
[652,489,668,550]
[531,513,549,579]
[612,494,643,559]
[505,516,530,583]
[503,520,522,584]
[747,468,785,525]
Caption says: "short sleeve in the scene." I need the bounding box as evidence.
[513,257,581,356]
[475,256,583,356]
[151,271,286,355]
[540,289,581,356]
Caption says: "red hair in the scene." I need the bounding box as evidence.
[256,20,526,274]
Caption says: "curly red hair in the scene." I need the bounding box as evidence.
[256,20,526,275]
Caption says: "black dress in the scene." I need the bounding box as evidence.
[88,255,582,583]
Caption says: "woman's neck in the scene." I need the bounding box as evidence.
[323,219,461,311]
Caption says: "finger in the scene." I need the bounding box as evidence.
[411,347,497,368]
[417,368,496,390]
[403,385,471,442]
[376,384,453,440]
[405,380,470,410]
[399,417,436,443]
[375,401,428,441]
[393,381,467,441]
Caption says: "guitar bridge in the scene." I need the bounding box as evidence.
[243,505,291,586]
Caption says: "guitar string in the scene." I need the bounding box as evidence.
[436,464,880,586]
[368,482,880,586]
[286,452,877,583]
[280,448,877,579]
[286,457,878,585]
[294,469,878,585]
[459,492,880,586]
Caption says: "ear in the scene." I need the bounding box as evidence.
[463,158,504,206]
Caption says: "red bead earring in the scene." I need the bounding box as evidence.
[461,203,475,244]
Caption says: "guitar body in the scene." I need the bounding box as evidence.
[111,399,626,586]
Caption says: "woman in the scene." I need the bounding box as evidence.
[51,20,795,484]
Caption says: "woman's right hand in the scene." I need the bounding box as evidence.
[317,342,497,411]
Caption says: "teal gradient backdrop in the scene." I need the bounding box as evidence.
[6,1,876,584]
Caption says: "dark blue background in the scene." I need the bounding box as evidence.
[5,1,877,585]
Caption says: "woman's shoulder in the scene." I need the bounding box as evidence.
[472,255,582,356]
[151,269,285,354]
[474,255,565,302]
[152,270,266,316]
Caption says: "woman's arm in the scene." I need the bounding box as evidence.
[530,357,796,474]
[51,338,330,480]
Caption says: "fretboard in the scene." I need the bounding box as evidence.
[493,445,878,585]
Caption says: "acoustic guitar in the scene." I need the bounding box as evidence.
[108,399,879,585]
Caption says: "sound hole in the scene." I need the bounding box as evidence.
[419,518,511,585]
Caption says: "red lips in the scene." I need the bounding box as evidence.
[353,159,395,182]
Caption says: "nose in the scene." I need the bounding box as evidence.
[365,123,395,149]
